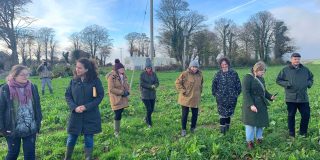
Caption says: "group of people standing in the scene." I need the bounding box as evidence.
[0,52,314,159]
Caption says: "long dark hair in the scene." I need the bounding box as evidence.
[74,58,98,82]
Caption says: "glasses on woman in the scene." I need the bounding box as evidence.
[17,73,30,77]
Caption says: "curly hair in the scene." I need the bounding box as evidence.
[218,57,231,67]
[74,58,98,82]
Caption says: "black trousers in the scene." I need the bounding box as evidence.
[114,108,124,120]
[286,102,310,136]
[142,99,155,125]
[181,106,199,130]
[220,117,231,126]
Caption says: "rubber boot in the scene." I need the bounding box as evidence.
[64,146,74,160]
[225,124,230,132]
[49,88,53,94]
[220,125,226,135]
[114,120,120,137]
[84,148,93,160]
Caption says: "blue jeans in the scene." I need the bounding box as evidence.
[5,134,36,160]
[66,134,94,148]
[41,78,52,92]
[245,125,263,142]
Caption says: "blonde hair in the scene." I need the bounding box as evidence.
[253,61,266,73]
[6,65,29,81]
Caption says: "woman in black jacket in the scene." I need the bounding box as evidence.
[212,58,241,134]
[140,58,159,127]
[64,58,104,160]
[0,65,42,160]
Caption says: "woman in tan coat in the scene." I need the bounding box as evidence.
[175,60,203,136]
[106,59,130,137]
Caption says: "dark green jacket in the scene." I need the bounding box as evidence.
[276,64,313,103]
[242,74,273,127]
[140,71,159,100]
[65,77,104,135]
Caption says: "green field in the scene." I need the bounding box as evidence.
[0,65,320,159]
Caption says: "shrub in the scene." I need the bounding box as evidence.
[155,64,181,71]
[52,64,73,78]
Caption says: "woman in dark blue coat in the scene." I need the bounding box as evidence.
[64,58,104,160]
[212,58,241,134]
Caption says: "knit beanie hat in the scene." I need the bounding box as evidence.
[114,59,124,70]
[145,58,152,68]
[189,59,199,68]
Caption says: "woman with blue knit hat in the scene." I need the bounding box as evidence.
[139,58,159,127]
[175,59,203,136]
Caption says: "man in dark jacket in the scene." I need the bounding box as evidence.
[276,53,314,137]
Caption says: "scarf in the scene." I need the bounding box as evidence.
[7,79,32,105]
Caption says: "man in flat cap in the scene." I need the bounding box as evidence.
[276,53,313,138]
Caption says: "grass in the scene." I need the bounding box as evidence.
[0,64,319,159]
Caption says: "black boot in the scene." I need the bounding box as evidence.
[220,125,226,135]
[225,124,230,132]
[49,88,53,94]
[42,90,45,95]
[85,148,93,160]
[64,146,74,160]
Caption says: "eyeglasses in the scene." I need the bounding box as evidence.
[17,73,30,77]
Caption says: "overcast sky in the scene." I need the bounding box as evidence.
[24,0,320,61]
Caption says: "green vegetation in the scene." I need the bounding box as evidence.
[0,65,319,159]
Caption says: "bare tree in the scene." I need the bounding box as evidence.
[238,22,254,57]
[49,34,57,65]
[37,27,55,62]
[69,32,81,51]
[191,29,220,66]
[17,29,33,65]
[26,30,35,65]
[99,45,111,66]
[273,20,295,61]
[80,24,111,59]
[248,11,275,61]
[125,32,140,57]
[34,32,42,64]
[0,0,33,65]
[156,0,205,66]
[214,18,237,58]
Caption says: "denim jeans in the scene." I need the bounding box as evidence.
[66,134,94,148]
[245,125,263,142]
[5,134,36,160]
[286,102,310,136]
[41,78,52,92]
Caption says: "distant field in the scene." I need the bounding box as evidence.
[0,64,319,159]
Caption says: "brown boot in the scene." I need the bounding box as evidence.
[247,141,254,150]
[256,139,262,144]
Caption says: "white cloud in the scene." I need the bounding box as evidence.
[271,6,320,59]
[26,0,117,51]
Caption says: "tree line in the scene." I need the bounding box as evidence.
[0,0,113,68]
[1,0,296,69]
